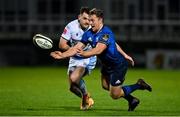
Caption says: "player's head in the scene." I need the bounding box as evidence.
[89,8,104,32]
[78,7,90,30]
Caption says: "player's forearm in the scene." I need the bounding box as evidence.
[81,51,95,58]
[61,47,78,58]
[80,48,101,58]
[59,44,70,51]
[116,43,129,58]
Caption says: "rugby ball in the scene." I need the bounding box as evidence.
[33,34,53,49]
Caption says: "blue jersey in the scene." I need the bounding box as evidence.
[81,25,127,67]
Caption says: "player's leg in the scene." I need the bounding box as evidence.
[69,66,87,96]
[100,66,110,91]
[79,56,96,110]
[122,79,152,96]
[68,68,82,98]
[107,63,138,110]
[79,68,94,110]
[108,61,143,98]
[108,63,127,99]
[101,72,137,110]
[125,95,140,111]
[122,78,152,111]
[101,74,110,91]
[109,62,152,111]
[69,66,94,110]
[109,85,140,111]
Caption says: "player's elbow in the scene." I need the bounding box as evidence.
[59,43,63,49]
[59,38,70,51]
[59,42,64,48]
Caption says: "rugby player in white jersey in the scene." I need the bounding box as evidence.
[58,7,96,110]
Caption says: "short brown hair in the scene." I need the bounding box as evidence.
[89,8,104,18]
[80,7,90,14]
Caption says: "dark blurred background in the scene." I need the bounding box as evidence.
[0,0,180,69]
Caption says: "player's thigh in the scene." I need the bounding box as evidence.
[69,66,86,83]
[109,63,128,99]
[109,62,128,86]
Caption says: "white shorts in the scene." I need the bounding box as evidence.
[67,56,97,75]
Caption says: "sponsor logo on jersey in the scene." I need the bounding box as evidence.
[102,34,109,41]
[63,28,67,34]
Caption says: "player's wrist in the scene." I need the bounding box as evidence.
[61,53,67,59]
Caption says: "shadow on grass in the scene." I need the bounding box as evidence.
[24,106,80,111]
[10,106,180,116]
[18,105,125,112]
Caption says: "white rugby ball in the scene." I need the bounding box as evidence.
[33,34,53,49]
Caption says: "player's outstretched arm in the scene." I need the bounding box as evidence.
[116,43,134,66]
[50,51,64,59]
[78,42,106,58]
[50,42,85,59]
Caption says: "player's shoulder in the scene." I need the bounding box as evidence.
[99,26,114,41]
[66,19,79,29]
[101,25,113,34]
[84,28,93,35]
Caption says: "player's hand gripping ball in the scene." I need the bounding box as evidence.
[33,34,53,49]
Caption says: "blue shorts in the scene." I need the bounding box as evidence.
[101,61,128,86]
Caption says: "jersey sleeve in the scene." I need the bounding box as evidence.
[61,25,71,41]
[98,33,111,45]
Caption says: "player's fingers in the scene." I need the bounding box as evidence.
[131,60,135,66]
[54,51,60,54]
[50,52,60,59]
[77,48,82,53]
[50,52,55,57]
[57,51,62,55]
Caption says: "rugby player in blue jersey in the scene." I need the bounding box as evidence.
[51,8,152,111]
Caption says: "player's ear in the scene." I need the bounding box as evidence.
[78,14,81,20]
[99,17,103,22]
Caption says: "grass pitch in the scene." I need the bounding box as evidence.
[0,67,180,116]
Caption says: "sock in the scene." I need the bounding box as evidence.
[79,79,87,96]
[123,94,134,102]
[122,84,141,96]
[70,83,82,98]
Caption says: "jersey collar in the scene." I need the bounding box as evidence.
[96,25,104,34]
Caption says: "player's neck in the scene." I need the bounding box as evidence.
[78,20,89,31]
[80,25,88,31]
[96,24,103,34]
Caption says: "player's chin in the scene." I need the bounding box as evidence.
[83,24,89,29]
[91,27,96,32]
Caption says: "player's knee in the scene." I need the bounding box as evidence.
[102,82,109,91]
[102,85,109,91]
[69,84,75,92]
[70,75,79,83]
[110,92,119,99]
[110,89,124,99]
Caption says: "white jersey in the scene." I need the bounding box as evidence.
[61,19,97,74]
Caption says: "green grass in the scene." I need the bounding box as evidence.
[0,67,180,116]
